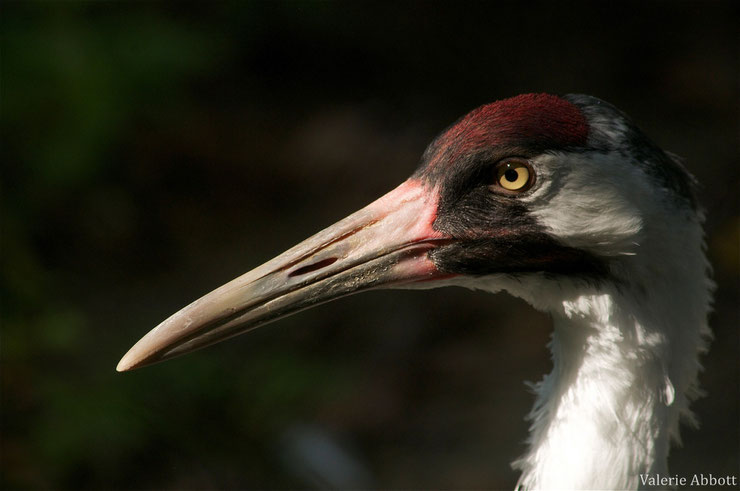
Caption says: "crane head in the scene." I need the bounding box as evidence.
[117,93,698,372]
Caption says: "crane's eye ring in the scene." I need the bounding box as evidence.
[491,158,535,194]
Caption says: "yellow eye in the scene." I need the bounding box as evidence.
[494,159,533,193]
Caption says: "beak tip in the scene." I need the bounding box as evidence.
[116,323,173,372]
[116,347,148,372]
[116,355,135,372]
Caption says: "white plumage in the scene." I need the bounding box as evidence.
[406,144,712,489]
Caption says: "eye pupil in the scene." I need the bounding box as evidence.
[504,169,519,182]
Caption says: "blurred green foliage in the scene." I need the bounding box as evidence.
[2,4,236,487]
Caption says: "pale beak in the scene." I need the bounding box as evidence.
[117,179,455,372]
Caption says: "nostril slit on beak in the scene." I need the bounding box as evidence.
[289,257,339,277]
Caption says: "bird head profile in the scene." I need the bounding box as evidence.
[117,94,711,490]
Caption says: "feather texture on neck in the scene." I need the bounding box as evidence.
[514,290,676,490]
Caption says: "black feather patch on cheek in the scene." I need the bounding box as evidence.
[433,186,534,237]
[426,151,607,280]
[428,235,608,278]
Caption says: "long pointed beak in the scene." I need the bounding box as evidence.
[117,179,455,372]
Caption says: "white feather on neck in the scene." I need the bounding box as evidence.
[469,222,711,490]
[484,151,710,489]
[401,149,711,489]
[511,287,682,490]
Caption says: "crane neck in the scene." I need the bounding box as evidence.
[511,272,709,490]
[492,195,712,490]
[515,291,670,489]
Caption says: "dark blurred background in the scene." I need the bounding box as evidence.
[2,2,738,489]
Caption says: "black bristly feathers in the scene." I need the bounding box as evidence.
[416,147,608,279]
[412,94,616,280]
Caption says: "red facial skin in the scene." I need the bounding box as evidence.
[424,93,589,169]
